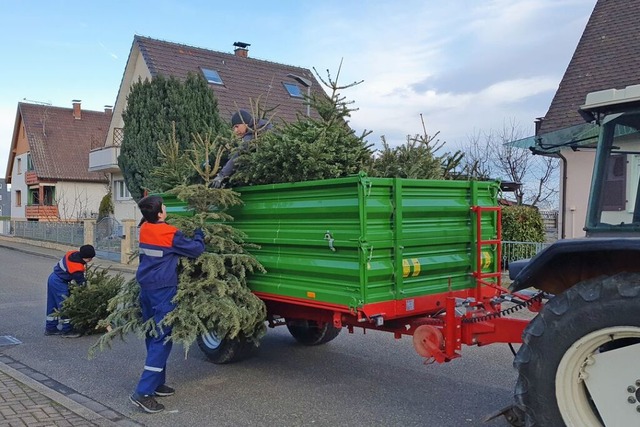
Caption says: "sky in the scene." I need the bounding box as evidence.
[0,0,597,177]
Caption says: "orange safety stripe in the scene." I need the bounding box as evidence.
[64,251,85,274]
[139,222,178,248]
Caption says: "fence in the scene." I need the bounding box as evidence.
[502,240,551,268]
[0,220,10,235]
[12,221,84,246]
[5,220,551,269]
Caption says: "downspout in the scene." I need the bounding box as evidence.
[557,151,567,239]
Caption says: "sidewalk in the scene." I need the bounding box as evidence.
[0,236,141,427]
[0,235,137,275]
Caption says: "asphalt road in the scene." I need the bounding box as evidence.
[0,246,519,427]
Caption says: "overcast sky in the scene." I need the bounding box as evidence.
[0,0,596,177]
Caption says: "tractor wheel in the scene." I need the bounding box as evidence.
[286,319,341,345]
[513,272,640,427]
[196,331,258,364]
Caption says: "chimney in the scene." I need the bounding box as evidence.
[104,105,113,115]
[233,41,250,58]
[72,100,81,120]
[534,117,544,135]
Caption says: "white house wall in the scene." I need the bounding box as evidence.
[109,43,151,224]
[112,171,141,223]
[10,152,28,219]
[56,181,107,220]
[560,149,595,238]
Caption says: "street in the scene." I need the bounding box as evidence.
[0,245,518,427]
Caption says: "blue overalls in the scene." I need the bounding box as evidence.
[134,221,204,396]
[45,251,87,333]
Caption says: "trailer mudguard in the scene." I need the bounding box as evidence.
[509,238,640,294]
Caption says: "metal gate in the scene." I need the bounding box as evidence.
[94,217,122,262]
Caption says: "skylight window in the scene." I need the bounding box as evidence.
[202,68,223,85]
[283,82,303,98]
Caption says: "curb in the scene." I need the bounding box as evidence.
[0,358,130,427]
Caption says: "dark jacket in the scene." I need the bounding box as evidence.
[136,222,205,291]
[53,251,88,284]
[218,119,273,179]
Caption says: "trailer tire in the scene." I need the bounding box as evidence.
[197,331,257,364]
[513,272,640,427]
[286,319,341,346]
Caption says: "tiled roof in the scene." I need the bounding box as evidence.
[539,0,640,135]
[19,102,110,182]
[134,36,321,124]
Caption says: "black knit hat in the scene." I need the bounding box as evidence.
[79,244,96,259]
[231,110,253,127]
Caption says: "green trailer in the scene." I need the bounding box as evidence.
[164,174,534,364]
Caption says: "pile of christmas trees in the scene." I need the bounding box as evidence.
[60,65,460,359]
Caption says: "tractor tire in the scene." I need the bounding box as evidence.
[196,331,258,364]
[286,319,341,346]
[513,272,640,427]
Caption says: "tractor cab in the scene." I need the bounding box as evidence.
[582,86,640,236]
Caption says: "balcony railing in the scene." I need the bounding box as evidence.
[88,128,123,172]
[25,205,59,220]
[25,171,38,185]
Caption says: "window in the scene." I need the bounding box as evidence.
[0,183,3,189]
[43,186,55,205]
[283,82,303,98]
[27,153,33,171]
[29,189,40,205]
[201,68,223,85]
[114,180,131,200]
[17,158,22,174]
[0,195,2,201]
[15,190,21,207]
[602,154,626,211]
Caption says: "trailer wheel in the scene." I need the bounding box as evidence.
[513,272,640,427]
[286,319,341,345]
[196,331,257,364]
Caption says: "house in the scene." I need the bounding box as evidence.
[5,101,111,221]
[515,0,640,238]
[89,36,323,223]
[0,178,10,218]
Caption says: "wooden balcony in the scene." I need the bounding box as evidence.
[25,171,38,185]
[25,205,59,220]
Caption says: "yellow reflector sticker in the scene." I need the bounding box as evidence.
[402,259,411,278]
[481,251,492,269]
[411,258,421,277]
[306,291,316,299]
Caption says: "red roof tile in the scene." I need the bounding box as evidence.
[539,0,640,135]
[19,102,110,182]
[134,36,322,124]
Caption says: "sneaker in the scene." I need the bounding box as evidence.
[154,384,175,397]
[130,393,165,413]
[61,330,82,338]
[45,329,61,336]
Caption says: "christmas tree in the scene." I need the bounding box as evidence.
[90,131,266,358]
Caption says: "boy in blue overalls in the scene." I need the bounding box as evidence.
[129,195,205,413]
[45,244,95,338]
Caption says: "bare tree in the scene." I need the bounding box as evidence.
[50,186,95,222]
[461,119,559,208]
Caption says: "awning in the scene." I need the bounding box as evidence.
[509,122,598,154]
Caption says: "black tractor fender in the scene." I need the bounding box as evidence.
[508,237,640,294]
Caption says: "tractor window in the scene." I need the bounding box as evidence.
[590,111,640,232]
